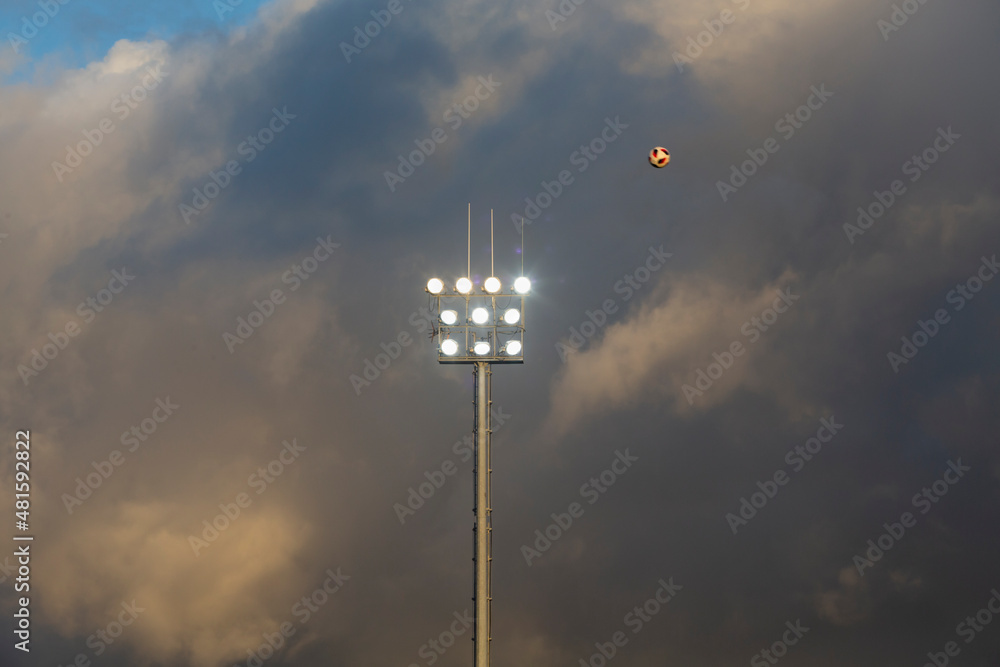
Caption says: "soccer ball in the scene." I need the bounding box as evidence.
[649,147,670,168]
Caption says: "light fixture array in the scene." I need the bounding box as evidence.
[425,275,529,360]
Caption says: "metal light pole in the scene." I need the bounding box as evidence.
[425,207,529,667]
[473,360,491,667]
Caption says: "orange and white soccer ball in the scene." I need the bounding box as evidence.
[649,147,670,168]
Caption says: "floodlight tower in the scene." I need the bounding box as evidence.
[424,205,530,667]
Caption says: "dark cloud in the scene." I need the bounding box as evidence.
[1,0,1000,665]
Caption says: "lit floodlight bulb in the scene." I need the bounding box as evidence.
[471,307,490,324]
[503,308,520,325]
[514,277,531,294]
[440,310,458,325]
[505,340,522,355]
[484,276,501,293]
[440,339,459,356]
[427,278,444,294]
[474,341,491,355]
[456,277,473,294]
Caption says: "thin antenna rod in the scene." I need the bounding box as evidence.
[467,203,471,280]
[490,209,494,277]
[521,217,524,275]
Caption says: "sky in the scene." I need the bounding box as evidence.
[1,0,999,665]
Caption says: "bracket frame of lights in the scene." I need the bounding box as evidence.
[426,277,528,364]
